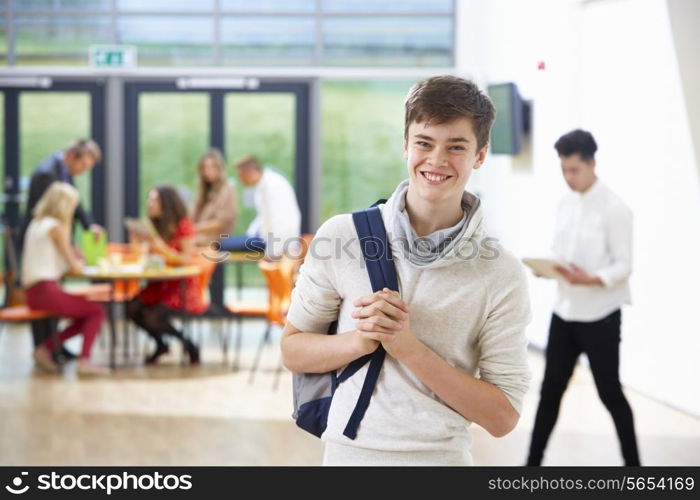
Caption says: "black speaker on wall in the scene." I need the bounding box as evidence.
[488,82,531,155]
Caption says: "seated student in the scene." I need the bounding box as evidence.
[21,138,104,363]
[22,182,108,376]
[191,148,237,247]
[220,155,301,259]
[126,185,203,365]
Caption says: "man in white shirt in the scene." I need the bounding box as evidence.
[526,129,640,466]
[222,155,301,259]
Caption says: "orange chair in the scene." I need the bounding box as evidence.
[185,254,226,362]
[0,305,54,335]
[0,305,57,370]
[0,224,56,348]
[226,256,296,382]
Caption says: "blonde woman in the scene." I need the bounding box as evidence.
[22,182,108,375]
[192,148,237,246]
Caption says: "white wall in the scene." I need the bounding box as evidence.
[667,0,700,174]
[457,0,700,416]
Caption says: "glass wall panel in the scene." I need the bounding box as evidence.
[221,0,313,13]
[138,93,209,217]
[6,1,454,68]
[117,16,214,66]
[117,0,214,12]
[14,15,111,65]
[320,80,412,220]
[221,17,315,66]
[14,1,111,10]
[19,92,91,217]
[323,0,452,13]
[323,16,452,66]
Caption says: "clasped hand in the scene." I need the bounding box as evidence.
[351,288,420,361]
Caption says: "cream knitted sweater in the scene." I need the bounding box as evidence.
[286,185,532,465]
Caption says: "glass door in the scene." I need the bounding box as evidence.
[224,92,297,252]
[1,81,105,279]
[137,92,210,216]
[124,80,311,305]
[19,92,92,217]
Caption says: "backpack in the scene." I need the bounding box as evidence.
[292,201,398,440]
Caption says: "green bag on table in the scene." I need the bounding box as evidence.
[81,229,107,266]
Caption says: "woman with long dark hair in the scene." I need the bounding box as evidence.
[127,185,203,365]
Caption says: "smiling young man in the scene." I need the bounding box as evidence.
[281,75,532,466]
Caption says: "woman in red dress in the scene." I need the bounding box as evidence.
[127,185,204,364]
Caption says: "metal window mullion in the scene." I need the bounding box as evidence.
[210,90,224,154]
[7,0,16,66]
[209,88,225,307]
[294,83,311,234]
[3,89,19,228]
[214,0,222,66]
[110,0,118,44]
[90,82,107,226]
[123,84,140,221]
[314,0,323,66]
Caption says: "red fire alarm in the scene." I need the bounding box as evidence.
[537,61,546,70]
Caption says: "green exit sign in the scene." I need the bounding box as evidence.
[89,45,137,68]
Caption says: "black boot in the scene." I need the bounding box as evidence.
[184,340,200,365]
[145,343,169,365]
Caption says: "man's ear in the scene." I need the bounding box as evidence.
[402,138,408,160]
[474,142,489,169]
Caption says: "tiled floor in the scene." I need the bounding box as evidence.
[0,318,698,466]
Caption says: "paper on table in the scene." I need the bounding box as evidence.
[80,263,144,275]
[522,258,571,279]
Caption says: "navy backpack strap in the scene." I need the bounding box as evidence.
[342,205,398,439]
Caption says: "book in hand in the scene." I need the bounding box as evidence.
[124,217,157,239]
[522,258,572,279]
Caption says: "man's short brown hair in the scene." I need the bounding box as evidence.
[234,154,262,171]
[404,75,496,151]
[66,138,102,164]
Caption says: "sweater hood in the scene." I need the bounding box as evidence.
[380,179,486,270]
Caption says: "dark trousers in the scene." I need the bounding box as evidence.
[527,310,640,466]
[219,234,266,253]
[30,318,58,347]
